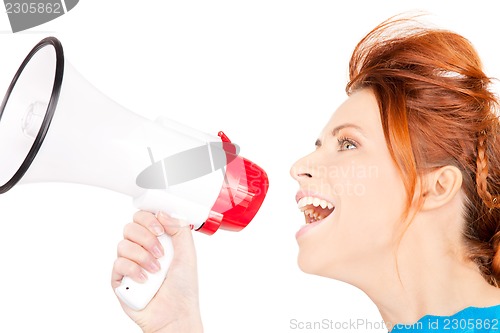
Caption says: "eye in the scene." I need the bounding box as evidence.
[337,136,358,151]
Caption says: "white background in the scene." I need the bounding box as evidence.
[0,1,499,332]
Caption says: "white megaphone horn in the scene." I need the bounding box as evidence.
[0,37,269,311]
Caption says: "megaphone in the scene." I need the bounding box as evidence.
[0,37,269,311]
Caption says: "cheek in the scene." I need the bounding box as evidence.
[297,166,406,275]
[296,159,407,277]
[346,165,407,245]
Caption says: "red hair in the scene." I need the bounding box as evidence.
[347,17,500,286]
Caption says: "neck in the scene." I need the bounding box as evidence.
[349,213,500,327]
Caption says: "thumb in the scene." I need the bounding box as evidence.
[156,212,197,262]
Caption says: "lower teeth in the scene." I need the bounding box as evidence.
[307,217,321,224]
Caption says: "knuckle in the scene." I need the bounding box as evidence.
[116,240,131,256]
[112,257,128,276]
[114,257,139,277]
[132,210,144,220]
[122,223,134,237]
[112,257,122,270]
[133,210,155,224]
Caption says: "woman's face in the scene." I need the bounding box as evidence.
[290,88,408,281]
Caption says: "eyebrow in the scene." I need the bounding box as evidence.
[332,123,365,136]
[315,123,365,148]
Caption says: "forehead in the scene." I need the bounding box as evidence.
[321,89,381,136]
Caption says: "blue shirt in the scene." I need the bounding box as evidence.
[391,305,500,332]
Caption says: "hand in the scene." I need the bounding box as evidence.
[111,211,203,333]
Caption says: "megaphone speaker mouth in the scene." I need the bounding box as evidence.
[199,156,269,235]
[0,37,64,194]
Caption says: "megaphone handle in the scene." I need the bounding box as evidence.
[114,233,174,311]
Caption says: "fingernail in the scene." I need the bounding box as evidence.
[152,245,163,258]
[189,224,194,230]
[138,270,148,282]
[149,260,161,273]
[152,224,164,236]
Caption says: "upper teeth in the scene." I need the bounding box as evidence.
[297,196,334,211]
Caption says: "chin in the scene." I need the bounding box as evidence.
[297,250,328,276]
[297,249,348,281]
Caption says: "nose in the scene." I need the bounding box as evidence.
[290,155,313,182]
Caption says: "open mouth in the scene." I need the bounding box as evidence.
[297,196,335,224]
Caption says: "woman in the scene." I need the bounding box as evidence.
[111,17,500,332]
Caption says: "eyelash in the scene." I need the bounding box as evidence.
[337,136,358,151]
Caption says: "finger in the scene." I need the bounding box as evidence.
[123,222,164,258]
[133,210,165,237]
[117,239,161,274]
[111,257,148,289]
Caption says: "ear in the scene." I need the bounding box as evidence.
[421,166,463,211]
